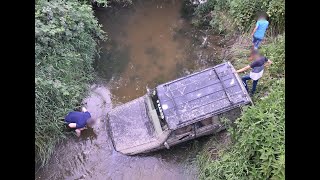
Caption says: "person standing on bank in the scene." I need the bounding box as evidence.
[236,50,272,95]
[64,107,95,137]
[251,12,269,50]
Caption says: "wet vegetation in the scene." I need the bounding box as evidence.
[35,0,285,177]
[198,37,285,179]
[199,78,284,179]
[193,1,285,179]
[35,0,105,167]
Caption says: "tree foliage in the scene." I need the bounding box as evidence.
[35,0,105,166]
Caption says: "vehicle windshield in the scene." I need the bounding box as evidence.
[146,89,167,130]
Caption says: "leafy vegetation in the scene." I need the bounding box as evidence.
[260,34,285,78]
[34,2,285,178]
[198,78,285,180]
[193,0,285,33]
[198,32,285,179]
[35,0,105,167]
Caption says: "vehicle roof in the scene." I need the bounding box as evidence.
[156,62,252,130]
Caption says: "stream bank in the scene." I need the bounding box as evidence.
[36,1,232,179]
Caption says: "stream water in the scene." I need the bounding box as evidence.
[94,0,224,103]
[36,0,226,179]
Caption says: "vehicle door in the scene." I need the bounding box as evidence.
[195,116,223,137]
[166,124,196,146]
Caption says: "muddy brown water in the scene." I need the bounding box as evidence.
[36,85,204,179]
[94,0,224,103]
[36,0,226,179]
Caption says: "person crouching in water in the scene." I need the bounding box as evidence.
[64,107,95,137]
[236,50,272,95]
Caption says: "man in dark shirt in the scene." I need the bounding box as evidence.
[65,107,95,137]
[236,50,272,95]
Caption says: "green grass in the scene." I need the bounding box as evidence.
[197,34,285,179]
[193,0,285,34]
[198,78,285,179]
[230,34,285,100]
[35,0,105,167]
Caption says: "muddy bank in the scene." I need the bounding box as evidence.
[36,85,202,179]
[36,0,233,179]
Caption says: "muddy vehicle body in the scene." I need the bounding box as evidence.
[107,62,252,155]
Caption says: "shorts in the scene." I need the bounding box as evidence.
[252,36,262,49]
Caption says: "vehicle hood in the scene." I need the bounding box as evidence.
[107,96,158,153]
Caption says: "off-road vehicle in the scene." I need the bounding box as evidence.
[107,62,252,155]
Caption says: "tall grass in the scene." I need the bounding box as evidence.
[197,33,285,179]
[35,0,105,167]
[193,0,285,34]
[198,78,285,180]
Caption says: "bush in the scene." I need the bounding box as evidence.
[194,0,218,16]
[193,0,231,31]
[194,0,285,33]
[209,10,234,34]
[230,0,285,32]
[35,0,105,167]
[198,32,285,179]
[260,35,285,78]
[267,0,285,33]
[229,0,259,31]
[198,78,285,180]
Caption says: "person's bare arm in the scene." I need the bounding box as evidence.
[75,129,82,137]
[68,123,77,128]
[264,59,272,67]
[251,22,259,37]
[251,26,258,37]
[236,65,251,73]
[79,127,87,130]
